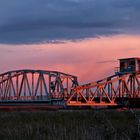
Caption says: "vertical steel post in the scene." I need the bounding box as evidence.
[16,75,19,98]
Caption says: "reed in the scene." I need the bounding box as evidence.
[0,110,139,140]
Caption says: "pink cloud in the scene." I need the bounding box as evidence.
[0,34,140,84]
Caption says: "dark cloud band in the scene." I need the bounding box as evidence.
[0,0,139,44]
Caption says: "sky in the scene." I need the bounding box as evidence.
[0,0,140,84]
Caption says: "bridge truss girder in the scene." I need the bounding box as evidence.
[0,69,78,101]
[66,73,140,106]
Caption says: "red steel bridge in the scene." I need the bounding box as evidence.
[0,58,140,109]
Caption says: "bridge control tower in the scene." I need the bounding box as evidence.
[115,58,140,74]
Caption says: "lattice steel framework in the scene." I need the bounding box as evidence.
[0,69,140,107]
[66,73,140,106]
[0,69,78,101]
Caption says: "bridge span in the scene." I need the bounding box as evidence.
[0,58,140,108]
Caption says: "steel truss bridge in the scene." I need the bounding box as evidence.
[0,69,139,108]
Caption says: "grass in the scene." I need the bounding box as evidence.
[0,109,139,140]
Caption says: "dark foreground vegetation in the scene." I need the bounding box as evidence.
[0,109,139,140]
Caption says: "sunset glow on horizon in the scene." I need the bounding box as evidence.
[1,34,140,84]
[0,0,140,84]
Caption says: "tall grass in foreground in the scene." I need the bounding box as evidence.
[0,110,139,140]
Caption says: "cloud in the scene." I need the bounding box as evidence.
[97,60,117,64]
[0,0,140,44]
